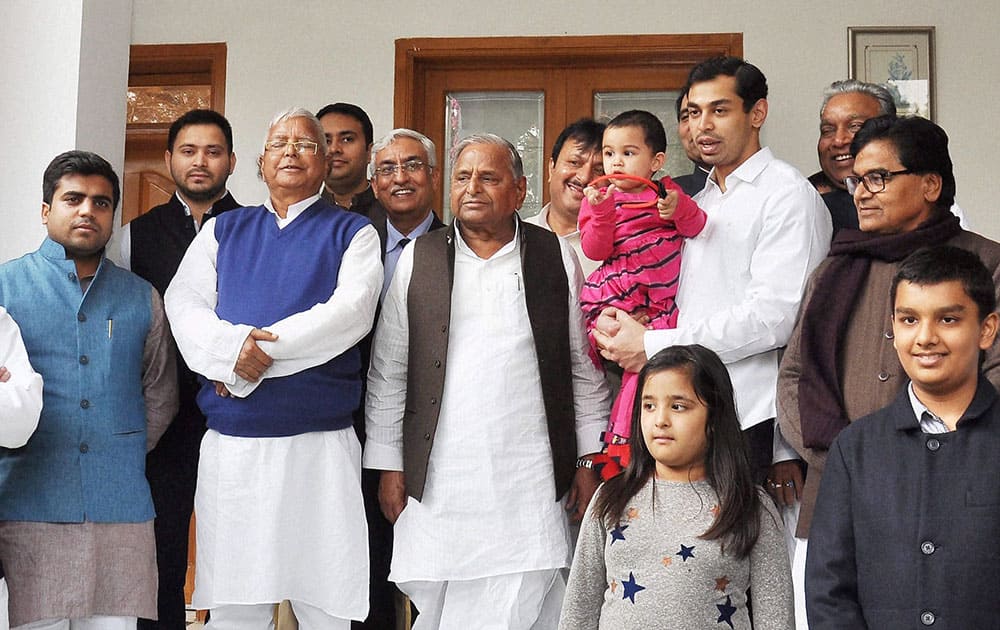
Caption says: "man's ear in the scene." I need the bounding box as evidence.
[750,98,768,129]
[922,172,942,205]
[979,311,999,350]
[41,202,50,225]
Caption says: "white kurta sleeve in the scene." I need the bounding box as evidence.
[166,219,382,398]
[559,241,611,456]
[643,184,831,364]
[248,225,381,368]
[0,307,42,448]
[165,217,257,386]
[363,244,413,471]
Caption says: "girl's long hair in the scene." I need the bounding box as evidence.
[591,344,762,558]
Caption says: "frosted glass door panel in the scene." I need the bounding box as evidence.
[443,91,544,221]
[593,91,690,179]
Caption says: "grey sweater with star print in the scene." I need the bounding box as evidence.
[558,478,793,629]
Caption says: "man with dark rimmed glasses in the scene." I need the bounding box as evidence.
[777,114,1000,628]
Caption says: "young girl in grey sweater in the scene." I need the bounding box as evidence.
[559,345,793,629]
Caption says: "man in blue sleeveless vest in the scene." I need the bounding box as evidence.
[365,134,610,627]
[0,151,179,629]
[117,108,242,630]
[165,108,382,628]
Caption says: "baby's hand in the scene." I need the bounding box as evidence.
[657,189,679,221]
[584,183,616,207]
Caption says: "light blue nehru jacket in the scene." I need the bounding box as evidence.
[0,238,154,523]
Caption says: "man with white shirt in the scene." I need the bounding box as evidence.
[594,55,831,491]
[365,134,609,628]
[119,108,242,630]
[165,107,382,628]
[525,118,605,277]
[359,128,445,629]
[0,308,41,450]
[0,307,40,630]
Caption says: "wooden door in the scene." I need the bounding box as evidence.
[124,43,227,226]
[395,34,742,214]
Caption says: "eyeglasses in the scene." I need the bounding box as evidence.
[264,139,319,155]
[844,169,914,195]
[373,160,429,178]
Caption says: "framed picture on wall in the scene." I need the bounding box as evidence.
[849,26,935,120]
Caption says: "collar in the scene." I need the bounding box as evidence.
[264,193,321,226]
[896,376,999,432]
[907,382,949,433]
[386,211,435,251]
[38,236,107,279]
[175,190,232,219]
[453,217,520,261]
[708,146,773,190]
[532,203,580,237]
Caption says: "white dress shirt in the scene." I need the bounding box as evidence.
[364,223,609,582]
[0,306,42,448]
[644,148,832,434]
[524,204,602,277]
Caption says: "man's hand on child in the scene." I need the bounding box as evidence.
[656,189,679,221]
[0,366,9,383]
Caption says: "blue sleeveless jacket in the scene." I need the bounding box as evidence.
[198,200,369,437]
[0,238,154,522]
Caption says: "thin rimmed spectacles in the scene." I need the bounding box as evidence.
[373,160,429,178]
[264,140,319,155]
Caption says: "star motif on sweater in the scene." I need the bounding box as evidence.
[661,556,673,567]
[610,523,629,544]
[716,594,737,628]
[621,572,646,604]
[715,575,731,592]
[627,507,640,520]
[677,543,695,561]
[710,504,720,517]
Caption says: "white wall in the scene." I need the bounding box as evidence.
[0,0,132,264]
[126,0,1000,242]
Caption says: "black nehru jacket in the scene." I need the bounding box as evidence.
[129,192,242,410]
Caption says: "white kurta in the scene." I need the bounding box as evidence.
[365,224,610,584]
[0,306,42,449]
[165,195,383,618]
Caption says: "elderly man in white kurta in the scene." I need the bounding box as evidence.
[165,108,382,628]
[364,134,610,629]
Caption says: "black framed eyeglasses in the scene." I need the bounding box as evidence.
[844,169,914,195]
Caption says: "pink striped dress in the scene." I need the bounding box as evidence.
[579,178,706,441]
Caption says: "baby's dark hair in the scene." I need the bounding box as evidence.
[606,110,667,154]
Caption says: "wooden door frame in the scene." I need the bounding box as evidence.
[394,33,743,130]
[123,43,227,225]
[394,34,741,213]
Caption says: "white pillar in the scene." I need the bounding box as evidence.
[0,0,133,264]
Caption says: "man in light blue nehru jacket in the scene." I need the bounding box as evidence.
[0,150,178,629]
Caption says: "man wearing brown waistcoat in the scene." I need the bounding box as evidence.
[364,134,609,628]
